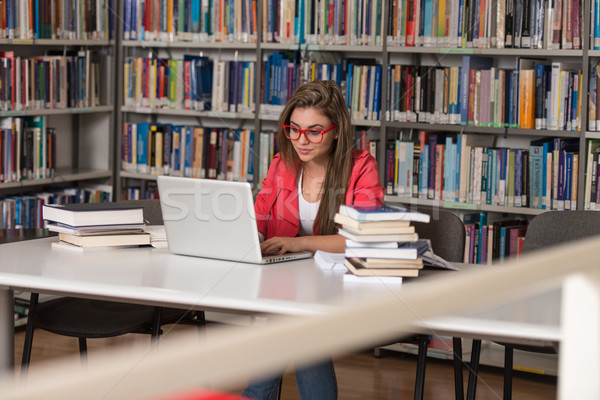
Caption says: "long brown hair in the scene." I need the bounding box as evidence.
[277,80,354,235]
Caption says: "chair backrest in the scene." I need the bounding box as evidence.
[412,208,465,263]
[523,211,600,254]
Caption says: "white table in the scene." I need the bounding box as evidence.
[0,237,403,373]
[0,238,562,377]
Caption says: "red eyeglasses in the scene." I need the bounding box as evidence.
[282,124,337,144]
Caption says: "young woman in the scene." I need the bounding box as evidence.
[242,81,384,400]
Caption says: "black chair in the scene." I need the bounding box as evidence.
[465,211,600,400]
[410,208,466,400]
[21,200,205,373]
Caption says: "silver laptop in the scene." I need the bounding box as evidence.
[157,176,312,264]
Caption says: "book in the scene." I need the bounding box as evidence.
[362,257,425,269]
[58,232,151,248]
[345,240,430,259]
[42,203,145,227]
[344,257,420,277]
[50,241,141,253]
[338,205,431,223]
[46,222,146,235]
[334,213,414,233]
[338,228,419,243]
[345,240,401,249]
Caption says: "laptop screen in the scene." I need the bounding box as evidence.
[157,176,264,263]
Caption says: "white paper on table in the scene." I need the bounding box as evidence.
[342,274,404,284]
[143,225,169,248]
[313,250,348,272]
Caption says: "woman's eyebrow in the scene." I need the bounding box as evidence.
[289,120,326,129]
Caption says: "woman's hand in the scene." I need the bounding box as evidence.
[261,236,306,255]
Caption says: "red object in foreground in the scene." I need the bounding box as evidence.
[155,390,241,400]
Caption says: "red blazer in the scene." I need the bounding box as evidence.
[255,149,384,239]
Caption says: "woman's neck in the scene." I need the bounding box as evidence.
[302,162,326,179]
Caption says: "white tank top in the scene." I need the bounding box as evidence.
[297,169,320,236]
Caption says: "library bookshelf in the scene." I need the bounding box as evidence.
[110,0,591,373]
[112,0,599,219]
[0,5,117,230]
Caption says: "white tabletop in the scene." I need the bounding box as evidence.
[0,237,403,316]
[0,237,562,373]
[415,265,561,346]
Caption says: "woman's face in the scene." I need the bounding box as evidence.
[288,107,337,167]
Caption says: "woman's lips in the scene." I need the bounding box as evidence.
[298,148,312,155]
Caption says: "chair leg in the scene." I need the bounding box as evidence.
[414,335,428,400]
[78,337,88,365]
[151,307,163,344]
[452,337,464,400]
[197,311,206,337]
[20,293,40,374]
[466,339,482,400]
[277,377,283,400]
[503,345,514,400]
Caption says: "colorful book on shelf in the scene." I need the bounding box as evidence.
[57,231,151,248]
[42,203,145,227]
[344,257,421,277]
[345,240,430,260]
[338,205,430,223]
[460,56,493,125]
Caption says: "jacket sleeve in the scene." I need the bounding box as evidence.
[254,155,282,237]
[347,151,385,207]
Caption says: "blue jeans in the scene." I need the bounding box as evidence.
[241,359,337,400]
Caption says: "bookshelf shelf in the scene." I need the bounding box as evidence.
[122,41,257,49]
[387,47,584,57]
[261,43,383,52]
[586,131,600,140]
[352,119,381,127]
[0,106,114,118]
[0,170,113,191]
[385,196,546,216]
[384,122,581,138]
[0,39,114,46]
[121,106,255,120]
[120,172,159,181]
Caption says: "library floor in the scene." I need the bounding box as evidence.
[13,324,557,399]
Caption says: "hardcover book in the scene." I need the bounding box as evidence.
[338,205,430,223]
[58,232,151,248]
[345,240,430,259]
[338,227,419,243]
[42,203,144,227]
[344,257,421,277]
[334,213,413,233]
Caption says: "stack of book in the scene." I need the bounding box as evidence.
[335,205,431,278]
[42,203,150,251]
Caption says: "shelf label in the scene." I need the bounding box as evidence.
[443,202,477,210]
[72,107,93,114]
[1,110,26,117]
[208,111,234,118]
[141,41,167,48]
[12,39,34,45]
[439,48,474,54]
